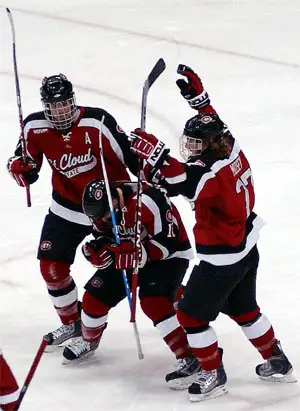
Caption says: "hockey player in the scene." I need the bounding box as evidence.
[129,65,296,401]
[62,179,199,389]
[0,349,19,411]
[6,74,139,352]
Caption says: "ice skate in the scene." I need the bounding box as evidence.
[165,355,201,390]
[44,319,81,352]
[62,337,99,365]
[256,341,296,383]
[188,363,228,402]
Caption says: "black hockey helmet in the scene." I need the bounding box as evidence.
[40,73,78,130]
[180,113,229,160]
[82,180,119,224]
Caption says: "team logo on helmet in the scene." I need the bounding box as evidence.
[200,115,213,124]
[94,189,103,200]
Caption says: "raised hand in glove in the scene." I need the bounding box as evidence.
[130,128,169,168]
[82,237,114,269]
[7,156,39,187]
[109,241,147,270]
[176,64,210,110]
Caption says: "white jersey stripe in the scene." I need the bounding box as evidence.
[50,199,92,226]
[196,215,264,266]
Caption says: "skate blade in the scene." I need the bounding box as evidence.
[61,350,96,366]
[189,385,228,402]
[259,370,297,383]
[167,374,199,390]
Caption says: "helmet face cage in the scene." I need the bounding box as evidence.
[180,114,225,161]
[180,134,203,161]
[40,74,78,130]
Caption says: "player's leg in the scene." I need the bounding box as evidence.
[139,258,200,389]
[227,246,296,383]
[38,212,91,351]
[62,265,127,364]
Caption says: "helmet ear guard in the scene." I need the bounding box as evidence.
[40,73,78,130]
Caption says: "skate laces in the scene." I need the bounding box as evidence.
[174,357,190,372]
[52,323,75,339]
[196,369,217,388]
[69,339,90,356]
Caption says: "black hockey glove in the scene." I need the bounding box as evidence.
[176,64,210,110]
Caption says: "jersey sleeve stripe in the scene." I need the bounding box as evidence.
[165,172,187,184]
[139,193,162,235]
[148,239,169,259]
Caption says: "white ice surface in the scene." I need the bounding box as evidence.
[0,1,300,409]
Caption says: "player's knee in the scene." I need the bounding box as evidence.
[82,291,110,316]
[140,296,174,323]
[40,259,71,285]
[177,309,209,332]
[230,306,261,326]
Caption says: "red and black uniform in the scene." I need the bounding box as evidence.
[138,104,278,372]
[160,135,263,266]
[0,350,19,411]
[13,107,137,325]
[83,184,194,359]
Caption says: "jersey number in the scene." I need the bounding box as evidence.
[236,168,253,217]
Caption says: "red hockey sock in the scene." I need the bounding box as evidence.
[81,292,110,342]
[0,353,19,411]
[141,296,191,358]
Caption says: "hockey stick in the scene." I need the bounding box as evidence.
[130,58,166,324]
[6,8,31,208]
[14,337,48,410]
[98,115,144,360]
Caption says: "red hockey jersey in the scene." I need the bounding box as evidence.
[15,107,137,226]
[159,139,264,266]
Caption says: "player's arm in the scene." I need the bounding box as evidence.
[130,129,210,199]
[7,114,43,187]
[176,64,217,115]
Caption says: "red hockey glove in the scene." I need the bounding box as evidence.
[109,241,147,270]
[82,237,114,269]
[7,156,39,187]
[130,129,169,168]
[176,64,210,110]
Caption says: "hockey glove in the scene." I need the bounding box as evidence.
[130,129,169,168]
[109,241,147,270]
[82,237,114,269]
[176,64,210,110]
[7,156,39,187]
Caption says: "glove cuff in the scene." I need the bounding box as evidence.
[147,140,167,167]
[188,90,210,109]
